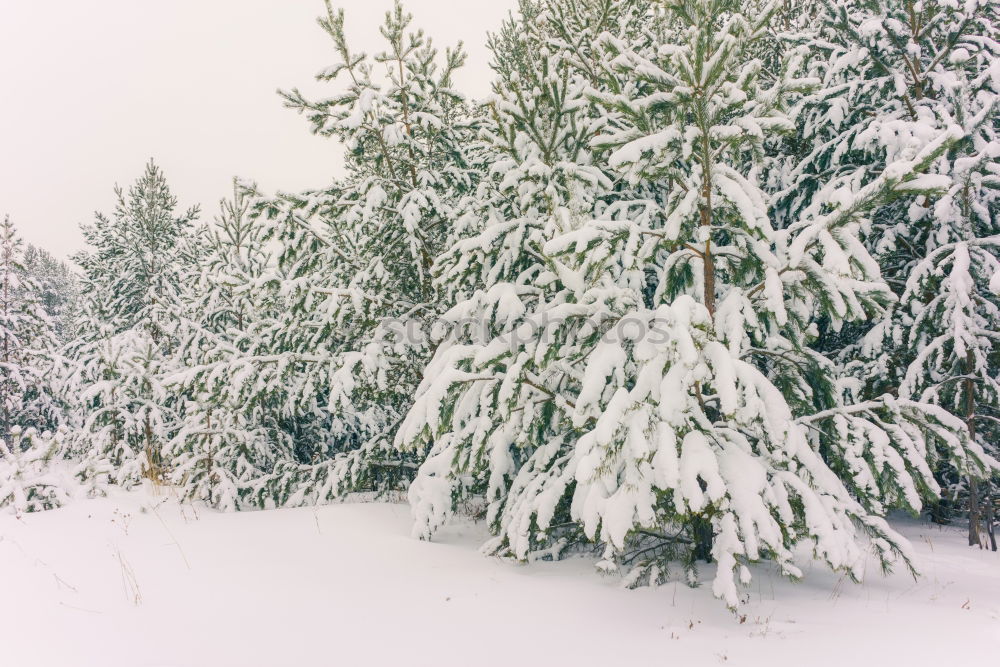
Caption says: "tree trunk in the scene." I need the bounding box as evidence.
[692,516,714,562]
[700,133,716,318]
[144,416,160,485]
[968,477,982,548]
[985,489,997,552]
[963,354,983,548]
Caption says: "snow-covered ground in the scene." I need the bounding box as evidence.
[2,489,997,667]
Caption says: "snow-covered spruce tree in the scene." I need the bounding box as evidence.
[0,216,61,441]
[65,160,200,490]
[165,180,281,511]
[171,1,481,508]
[781,0,1000,545]
[397,0,991,607]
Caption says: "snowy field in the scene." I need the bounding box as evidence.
[2,490,997,667]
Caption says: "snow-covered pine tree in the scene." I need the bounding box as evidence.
[900,234,1000,549]
[397,0,992,607]
[397,0,653,554]
[22,245,79,343]
[166,180,280,510]
[0,218,68,512]
[783,0,1000,546]
[0,216,61,441]
[64,326,174,491]
[194,0,483,508]
[73,159,199,338]
[65,160,200,490]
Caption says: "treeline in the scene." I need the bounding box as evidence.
[1,0,998,608]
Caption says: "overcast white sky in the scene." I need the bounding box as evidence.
[0,0,516,260]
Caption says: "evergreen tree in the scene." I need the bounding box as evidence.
[194,0,482,507]
[399,0,650,556]
[397,0,991,606]
[22,245,79,342]
[166,180,280,510]
[0,216,60,441]
[66,161,200,488]
[74,159,199,338]
[63,330,172,490]
[784,0,1000,546]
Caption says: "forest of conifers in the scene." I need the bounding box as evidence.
[2,0,998,608]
